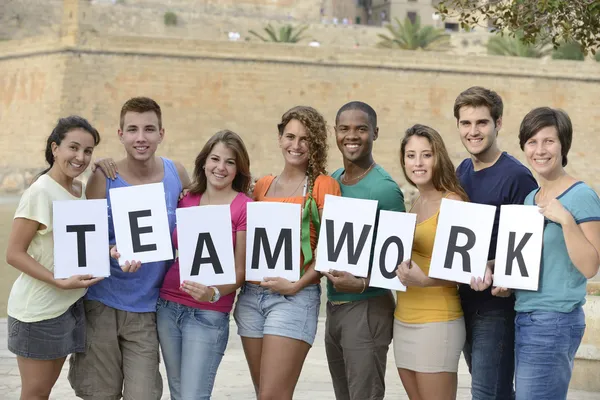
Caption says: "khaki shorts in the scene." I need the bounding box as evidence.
[68,300,162,400]
[393,317,466,373]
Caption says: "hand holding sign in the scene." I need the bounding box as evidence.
[491,286,512,297]
[110,245,142,273]
[260,277,299,295]
[469,260,511,297]
[396,260,427,288]
[180,281,214,302]
[538,198,573,226]
[55,274,104,290]
[323,269,365,293]
[469,260,494,292]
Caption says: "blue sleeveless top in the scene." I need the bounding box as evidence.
[85,157,182,312]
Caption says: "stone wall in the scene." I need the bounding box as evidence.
[1,35,600,199]
[0,0,489,52]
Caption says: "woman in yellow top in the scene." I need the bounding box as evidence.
[394,124,468,400]
[5,116,104,399]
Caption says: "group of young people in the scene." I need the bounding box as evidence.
[5,86,600,400]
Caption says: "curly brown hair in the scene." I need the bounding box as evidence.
[188,130,252,195]
[277,106,329,196]
[400,124,469,201]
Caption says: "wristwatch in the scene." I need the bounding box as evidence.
[209,287,221,303]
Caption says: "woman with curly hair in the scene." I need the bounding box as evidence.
[234,106,341,399]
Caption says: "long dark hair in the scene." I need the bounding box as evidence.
[38,116,101,178]
[400,124,469,201]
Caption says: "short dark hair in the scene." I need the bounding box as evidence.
[453,86,503,124]
[519,107,572,167]
[120,97,162,129]
[335,101,377,130]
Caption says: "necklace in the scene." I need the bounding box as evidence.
[342,162,375,184]
[274,175,307,197]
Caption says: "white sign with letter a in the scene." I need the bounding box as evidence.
[245,202,301,282]
[493,205,543,290]
[53,199,110,279]
[315,195,378,278]
[109,182,174,265]
[176,204,236,286]
[429,199,495,284]
[369,210,417,291]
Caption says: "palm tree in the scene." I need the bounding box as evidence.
[376,16,450,51]
[487,33,551,58]
[552,41,585,61]
[249,24,308,43]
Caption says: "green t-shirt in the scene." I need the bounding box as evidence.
[327,165,406,302]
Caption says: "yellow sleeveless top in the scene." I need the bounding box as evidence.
[394,196,463,324]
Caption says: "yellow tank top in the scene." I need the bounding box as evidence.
[394,197,463,324]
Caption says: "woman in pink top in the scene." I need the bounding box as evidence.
[157,130,252,400]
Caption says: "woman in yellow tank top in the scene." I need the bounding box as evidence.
[393,125,468,400]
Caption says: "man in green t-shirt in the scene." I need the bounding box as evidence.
[323,101,405,400]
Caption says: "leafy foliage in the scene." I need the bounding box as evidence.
[436,0,600,55]
[249,24,308,43]
[552,41,586,61]
[377,16,450,51]
[164,11,177,26]
[486,32,551,58]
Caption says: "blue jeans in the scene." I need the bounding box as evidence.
[463,308,516,400]
[515,307,585,400]
[156,298,229,400]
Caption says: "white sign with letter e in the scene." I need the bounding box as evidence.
[245,202,301,282]
[109,182,174,265]
[429,199,495,284]
[315,195,378,278]
[493,205,543,291]
[53,199,110,279]
[369,210,417,291]
[177,204,236,286]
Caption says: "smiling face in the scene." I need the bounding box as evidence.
[523,125,563,178]
[403,135,435,188]
[118,111,163,161]
[279,118,309,168]
[204,141,237,190]
[335,109,377,163]
[51,128,96,179]
[457,105,501,157]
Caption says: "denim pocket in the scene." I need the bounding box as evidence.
[528,311,560,325]
[8,318,20,338]
[192,309,228,330]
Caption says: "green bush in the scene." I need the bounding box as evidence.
[164,11,178,27]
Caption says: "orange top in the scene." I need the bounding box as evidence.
[252,174,341,284]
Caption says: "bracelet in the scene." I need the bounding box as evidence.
[360,278,367,294]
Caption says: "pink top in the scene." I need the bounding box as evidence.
[160,191,252,314]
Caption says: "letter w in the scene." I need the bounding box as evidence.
[325,220,372,265]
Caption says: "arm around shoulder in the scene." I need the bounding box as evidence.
[86,169,107,200]
[174,161,192,190]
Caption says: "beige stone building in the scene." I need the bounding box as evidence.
[1,0,599,197]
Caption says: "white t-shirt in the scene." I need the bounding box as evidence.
[7,174,87,323]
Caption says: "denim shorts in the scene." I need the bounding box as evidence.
[8,298,85,360]
[234,282,321,345]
